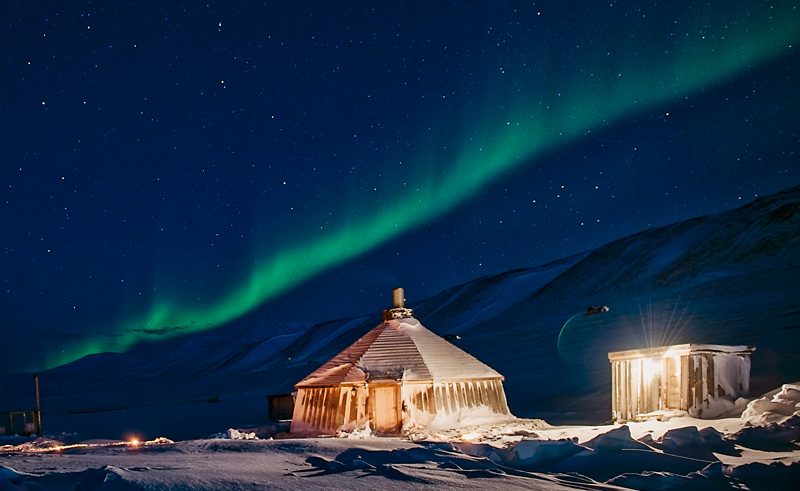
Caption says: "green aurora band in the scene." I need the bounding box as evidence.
[46,5,800,369]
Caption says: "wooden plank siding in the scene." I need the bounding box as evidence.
[292,378,510,435]
[369,383,401,434]
[610,346,754,422]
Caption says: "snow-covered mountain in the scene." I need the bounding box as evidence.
[2,186,799,439]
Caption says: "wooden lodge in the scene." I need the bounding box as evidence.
[608,344,755,422]
[290,288,511,435]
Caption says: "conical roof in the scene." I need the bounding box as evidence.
[295,316,503,388]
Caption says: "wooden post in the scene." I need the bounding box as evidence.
[33,374,42,435]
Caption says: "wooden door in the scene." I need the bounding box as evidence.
[369,384,401,434]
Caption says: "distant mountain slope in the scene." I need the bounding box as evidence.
[2,186,798,436]
[457,185,800,420]
[280,186,799,423]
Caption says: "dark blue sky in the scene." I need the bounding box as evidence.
[1,1,798,372]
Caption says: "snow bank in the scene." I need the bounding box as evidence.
[607,462,724,490]
[733,416,800,451]
[741,382,800,425]
[732,382,800,451]
[583,425,651,451]
[500,439,587,469]
[408,417,547,443]
[728,461,800,486]
[651,426,737,461]
[338,422,372,439]
[0,437,67,453]
[144,437,175,446]
[0,466,37,490]
[458,436,711,482]
[0,465,131,490]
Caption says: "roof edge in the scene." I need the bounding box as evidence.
[608,343,756,361]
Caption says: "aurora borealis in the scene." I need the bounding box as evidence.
[2,1,799,372]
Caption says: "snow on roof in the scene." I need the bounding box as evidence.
[608,343,756,361]
[295,317,503,387]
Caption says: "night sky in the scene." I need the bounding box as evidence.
[2,1,798,373]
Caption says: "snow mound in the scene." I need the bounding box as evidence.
[0,437,65,454]
[608,462,725,490]
[734,382,800,451]
[742,382,800,425]
[728,461,800,486]
[215,428,258,440]
[733,415,800,451]
[338,422,372,439]
[0,466,30,489]
[583,425,651,451]
[457,435,713,482]
[410,417,548,443]
[0,465,132,490]
[652,426,738,461]
[501,439,587,469]
[144,436,174,446]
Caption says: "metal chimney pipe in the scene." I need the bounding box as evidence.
[392,287,405,308]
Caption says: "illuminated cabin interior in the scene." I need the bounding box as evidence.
[608,344,755,422]
[290,288,511,436]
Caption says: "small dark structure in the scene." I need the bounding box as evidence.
[1,374,43,436]
[1,411,40,436]
[266,393,295,421]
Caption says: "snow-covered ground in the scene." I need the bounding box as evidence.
[2,383,798,490]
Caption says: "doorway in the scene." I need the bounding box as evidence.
[368,383,401,434]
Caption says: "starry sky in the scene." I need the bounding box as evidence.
[1,1,798,373]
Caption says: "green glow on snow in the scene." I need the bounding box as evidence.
[46,6,800,369]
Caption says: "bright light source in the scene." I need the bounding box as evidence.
[629,357,663,389]
[642,357,661,383]
[129,438,141,447]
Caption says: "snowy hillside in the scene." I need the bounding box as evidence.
[2,186,799,439]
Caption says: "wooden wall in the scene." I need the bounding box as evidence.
[291,377,510,435]
[291,384,367,435]
[611,356,675,422]
[404,378,510,429]
[432,379,509,416]
[611,352,751,421]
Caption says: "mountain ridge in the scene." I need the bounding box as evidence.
[1,185,798,436]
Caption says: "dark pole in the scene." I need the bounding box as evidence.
[33,374,42,435]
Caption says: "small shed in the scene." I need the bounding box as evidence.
[608,344,755,421]
[1,375,43,436]
[266,393,295,421]
[290,288,511,435]
[0,411,40,436]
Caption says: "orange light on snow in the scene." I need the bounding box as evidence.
[460,432,482,442]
